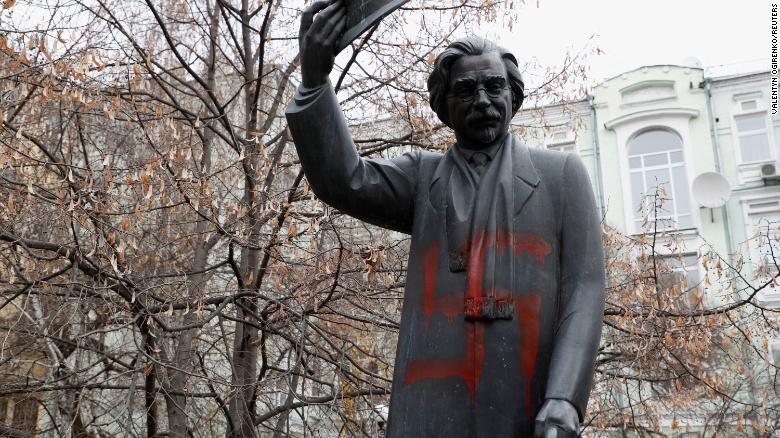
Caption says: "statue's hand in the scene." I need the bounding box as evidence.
[298,0,346,88]
[534,399,580,438]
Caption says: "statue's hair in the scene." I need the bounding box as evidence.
[427,37,525,128]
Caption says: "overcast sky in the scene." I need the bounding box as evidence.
[489,0,766,85]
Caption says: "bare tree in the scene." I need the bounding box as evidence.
[587,188,780,436]
[0,1,540,436]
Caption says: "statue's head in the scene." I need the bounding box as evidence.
[427,37,525,148]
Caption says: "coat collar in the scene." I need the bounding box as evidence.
[511,136,540,187]
[428,135,540,195]
[509,136,540,217]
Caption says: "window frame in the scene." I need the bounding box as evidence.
[743,195,780,307]
[547,141,576,154]
[770,338,780,365]
[740,99,758,111]
[545,126,578,154]
[656,252,703,310]
[626,127,694,232]
[732,106,775,166]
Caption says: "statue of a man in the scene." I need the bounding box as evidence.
[286,2,605,436]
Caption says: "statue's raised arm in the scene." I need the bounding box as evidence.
[286,0,420,233]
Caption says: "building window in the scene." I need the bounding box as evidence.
[735,112,772,163]
[547,141,576,153]
[747,204,780,302]
[550,128,568,142]
[658,254,702,310]
[628,129,692,231]
[741,99,758,111]
[546,127,577,154]
[770,339,780,365]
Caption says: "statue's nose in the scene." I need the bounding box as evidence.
[473,89,491,108]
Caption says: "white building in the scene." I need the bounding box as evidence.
[514,64,780,434]
[516,64,780,306]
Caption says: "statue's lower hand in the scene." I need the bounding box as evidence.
[534,399,580,438]
[299,0,346,88]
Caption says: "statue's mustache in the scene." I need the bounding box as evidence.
[467,110,501,123]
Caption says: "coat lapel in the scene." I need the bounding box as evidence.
[511,138,540,218]
[427,149,455,214]
[427,138,539,218]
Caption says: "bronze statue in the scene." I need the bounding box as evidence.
[286,2,605,436]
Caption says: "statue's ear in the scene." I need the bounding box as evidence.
[427,80,452,128]
[511,98,521,118]
[501,52,524,115]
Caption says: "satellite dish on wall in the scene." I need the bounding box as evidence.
[692,172,731,208]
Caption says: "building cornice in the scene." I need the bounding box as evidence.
[515,98,590,117]
[603,107,700,130]
[709,70,769,89]
[596,65,704,88]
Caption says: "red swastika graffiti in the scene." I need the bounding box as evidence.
[406,232,548,418]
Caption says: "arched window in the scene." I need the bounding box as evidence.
[628,129,692,230]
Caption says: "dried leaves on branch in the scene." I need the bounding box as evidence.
[590,189,780,436]
[0,1,519,436]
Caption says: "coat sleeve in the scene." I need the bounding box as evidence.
[544,153,606,421]
[285,82,418,234]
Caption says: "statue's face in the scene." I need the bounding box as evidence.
[446,52,512,149]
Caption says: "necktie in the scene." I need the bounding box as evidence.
[471,152,490,178]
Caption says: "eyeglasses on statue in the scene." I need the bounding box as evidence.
[448,77,509,102]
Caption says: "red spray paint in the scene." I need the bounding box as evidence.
[463,232,551,263]
[423,243,462,331]
[408,234,548,409]
[405,322,485,404]
[514,294,542,419]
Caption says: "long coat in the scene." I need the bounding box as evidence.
[286,83,605,437]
